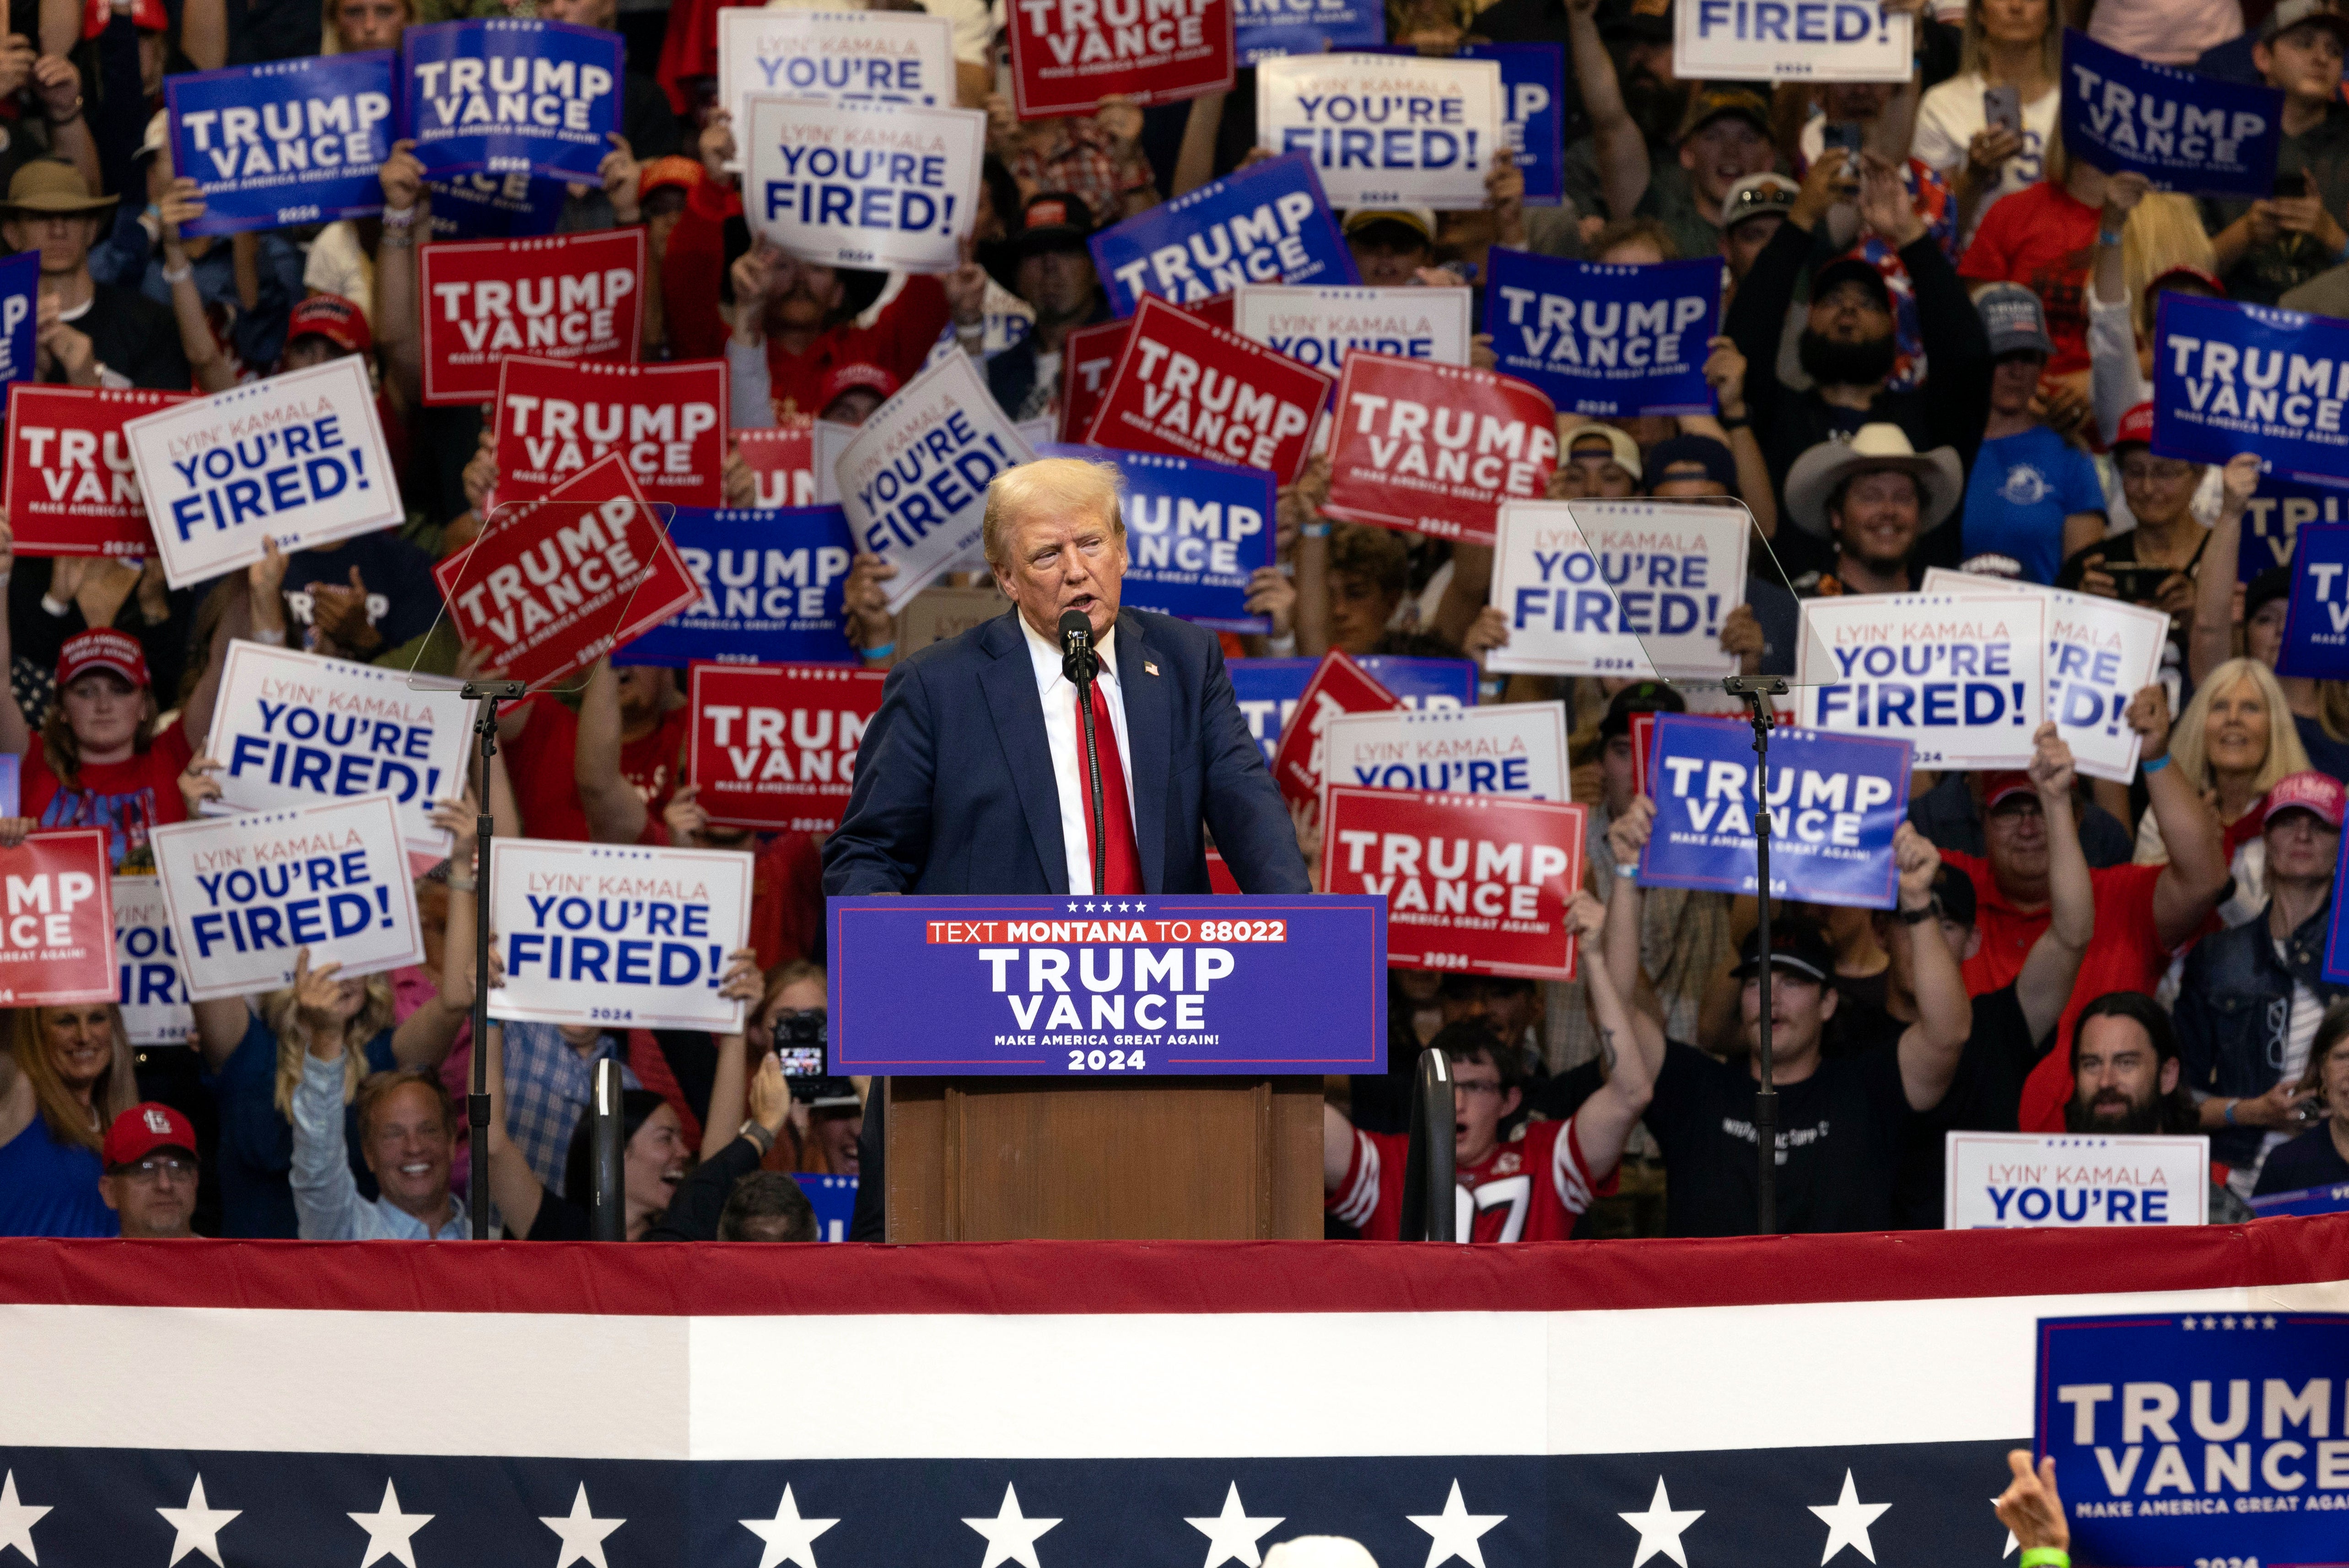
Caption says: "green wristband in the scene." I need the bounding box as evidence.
[2020,1548,2070,1568]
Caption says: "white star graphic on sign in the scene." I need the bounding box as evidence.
[157,1476,240,1568]
[1067,901,1078,911]
[963,1484,1059,1568]
[2223,1315,2238,1329]
[1617,1477,1704,1568]
[1407,1480,1506,1568]
[2203,1316,2218,1329]
[539,1485,624,1568]
[1185,1483,1283,1568]
[0,1471,52,1564]
[1809,1471,1891,1565]
[740,1485,837,1568]
[2263,1315,2278,1329]
[348,1480,433,1568]
[1990,1500,2016,1557]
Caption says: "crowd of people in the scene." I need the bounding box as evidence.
[0,0,2344,1247]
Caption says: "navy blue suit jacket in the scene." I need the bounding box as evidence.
[823,608,1311,895]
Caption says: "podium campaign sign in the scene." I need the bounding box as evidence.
[743,96,983,275]
[3,387,190,557]
[1008,0,1234,119]
[1271,650,1401,805]
[1640,713,1911,908]
[1040,443,1275,632]
[0,831,113,1005]
[399,20,623,180]
[1257,54,1503,209]
[1085,296,1330,483]
[125,356,404,588]
[839,352,1034,615]
[151,796,425,999]
[1484,251,1719,416]
[1322,787,1586,978]
[433,452,700,690]
[417,228,645,405]
[1675,0,1914,80]
[2060,30,2282,199]
[1796,593,2048,768]
[1093,153,1356,314]
[1234,654,1474,764]
[687,662,884,833]
[614,506,856,667]
[113,874,193,1046]
[1321,352,1557,546]
[210,641,470,860]
[1921,568,2170,782]
[1946,1132,2211,1228]
[491,354,727,509]
[1488,500,1746,679]
[2032,1314,2349,1568]
[718,9,955,145]
[2153,294,2349,485]
[1322,703,1569,799]
[489,838,753,1031]
[826,893,1386,1074]
[167,53,394,236]
[1233,285,1472,369]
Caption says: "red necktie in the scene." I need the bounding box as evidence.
[1074,681,1143,894]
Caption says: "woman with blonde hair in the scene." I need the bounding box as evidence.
[1913,0,2061,242]
[2137,656,2312,921]
[0,1004,140,1235]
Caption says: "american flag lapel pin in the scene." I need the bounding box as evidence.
[1145,662,1159,676]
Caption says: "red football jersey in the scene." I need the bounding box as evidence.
[1327,1116,1601,1242]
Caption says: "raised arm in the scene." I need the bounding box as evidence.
[1566,888,1660,1180]
[574,658,650,844]
[374,143,427,416]
[2134,685,2231,949]
[2013,724,2093,1041]
[2191,455,2260,687]
[287,951,372,1239]
[0,523,26,756]
[1727,156,1848,424]
[1891,822,1969,1111]
[390,794,481,1069]
[479,1019,546,1241]
[1567,0,1649,223]
[698,949,767,1161]
[1600,797,1659,1022]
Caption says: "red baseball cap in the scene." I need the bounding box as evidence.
[287,294,372,358]
[57,628,148,690]
[819,362,899,414]
[2146,264,2226,302]
[83,0,166,37]
[103,1102,197,1168]
[2263,770,2347,830]
[2115,403,2156,450]
[1982,772,2037,812]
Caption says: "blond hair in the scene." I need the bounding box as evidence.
[10,1007,136,1153]
[1958,0,2059,85]
[265,975,400,1120]
[2169,657,2312,799]
[2124,194,2221,341]
[981,458,1126,570]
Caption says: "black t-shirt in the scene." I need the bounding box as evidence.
[1893,984,2045,1228]
[1643,1038,1917,1235]
[2252,1125,2349,1197]
[525,1191,592,1241]
[281,528,446,657]
[56,284,189,392]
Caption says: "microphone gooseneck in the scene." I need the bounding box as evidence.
[1059,609,1106,894]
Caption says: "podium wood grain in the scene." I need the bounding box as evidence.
[885,1077,1325,1240]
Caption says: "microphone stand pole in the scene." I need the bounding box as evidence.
[1062,617,1106,894]
[1725,674,1789,1237]
[463,679,525,1241]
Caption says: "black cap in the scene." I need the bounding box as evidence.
[2247,564,2293,624]
[1812,255,1893,311]
[1604,5,1673,42]
[1644,433,1738,495]
[1600,679,1685,739]
[1014,191,1096,257]
[1728,920,1835,983]
[1932,864,1976,928]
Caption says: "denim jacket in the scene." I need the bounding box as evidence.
[2174,896,2344,1169]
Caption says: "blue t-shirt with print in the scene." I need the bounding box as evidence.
[1961,426,2107,585]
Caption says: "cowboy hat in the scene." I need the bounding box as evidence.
[1783,423,1963,538]
[0,158,118,216]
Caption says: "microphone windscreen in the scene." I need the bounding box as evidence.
[1058,608,1092,647]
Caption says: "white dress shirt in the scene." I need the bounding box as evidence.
[1021,613,1138,894]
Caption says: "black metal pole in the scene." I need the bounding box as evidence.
[590,1058,625,1242]
[1726,676,1787,1237]
[464,681,523,1242]
[1400,1046,1457,1242]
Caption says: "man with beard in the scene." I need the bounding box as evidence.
[1558,1,1691,233]
[986,193,1113,423]
[2066,991,2252,1221]
[1780,422,1962,595]
[1722,149,1991,580]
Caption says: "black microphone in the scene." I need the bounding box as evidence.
[1059,608,1098,686]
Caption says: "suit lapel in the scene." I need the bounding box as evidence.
[977,611,1069,893]
[1118,611,1170,894]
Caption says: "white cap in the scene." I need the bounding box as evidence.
[1264,1539,1382,1568]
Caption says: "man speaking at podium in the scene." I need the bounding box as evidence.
[824,458,1312,896]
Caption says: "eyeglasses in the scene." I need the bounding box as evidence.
[122,1155,194,1183]
[2119,459,2196,484]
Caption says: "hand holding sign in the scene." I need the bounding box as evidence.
[2125,681,2173,767]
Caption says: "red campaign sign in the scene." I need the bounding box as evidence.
[433,452,701,690]
[491,354,729,511]
[1271,648,1399,808]
[0,830,116,1004]
[686,660,885,833]
[1631,710,1654,799]
[1060,319,1130,444]
[734,421,816,510]
[1320,352,1559,549]
[2,387,192,557]
[1320,786,1587,981]
[1008,0,1234,120]
[417,228,647,407]
[1084,296,1331,485]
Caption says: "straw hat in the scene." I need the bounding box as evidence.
[0,158,119,216]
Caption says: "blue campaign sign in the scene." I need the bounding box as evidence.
[2061,29,2282,199]
[1092,153,1358,316]
[1236,0,1381,62]
[1230,655,1476,763]
[2035,1313,2349,1566]
[2240,474,2347,582]
[2247,1181,2349,1216]
[792,1174,858,1240]
[425,171,567,239]
[166,54,394,237]
[399,20,624,181]
[1040,443,1275,632]
[1374,45,1563,205]
[0,249,33,406]
[611,506,858,669]
[827,894,1388,1075]
[1484,250,1719,416]
[2277,522,2349,680]
[1640,712,1911,909]
[2154,293,2349,485]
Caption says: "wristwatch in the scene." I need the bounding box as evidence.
[1895,900,1938,925]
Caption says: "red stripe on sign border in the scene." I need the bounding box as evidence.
[0,1218,2337,1316]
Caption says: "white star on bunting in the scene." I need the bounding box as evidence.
[1990,1498,2016,1557]
[1809,1471,1891,1565]
[0,1471,52,1564]
[348,1480,433,1568]
[740,1485,838,1568]
[1407,1480,1506,1568]
[1185,1483,1283,1568]
[963,1484,1059,1568]
[157,1476,240,1568]
[538,1484,624,1568]
[1618,1477,1704,1568]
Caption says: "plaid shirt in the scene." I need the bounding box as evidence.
[501,1022,638,1198]
[1009,121,1154,231]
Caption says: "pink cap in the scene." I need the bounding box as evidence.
[2263,770,2347,830]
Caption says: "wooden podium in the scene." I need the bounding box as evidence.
[884,1076,1326,1240]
